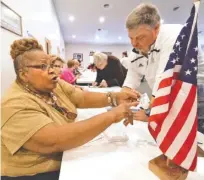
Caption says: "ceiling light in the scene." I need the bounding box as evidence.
[72,35,76,38]
[69,15,75,22]
[103,4,110,8]
[99,16,105,23]
[160,19,164,24]
[173,6,180,11]
[95,35,100,40]
[118,36,122,40]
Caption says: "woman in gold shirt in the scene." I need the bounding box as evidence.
[1,38,139,180]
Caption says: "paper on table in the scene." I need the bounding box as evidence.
[104,94,150,142]
[103,122,129,143]
[137,93,150,109]
[106,106,140,112]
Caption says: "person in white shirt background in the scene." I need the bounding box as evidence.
[122,3,204,133]
[120,51,129,69]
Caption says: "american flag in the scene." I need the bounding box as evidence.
[148,2,200,171]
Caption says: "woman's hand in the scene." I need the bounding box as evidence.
[99,80,108,88]
[109,102,138,123]
[76,74,81,79]
[123,109,148,126]
[115,91,140,105]
[92,82,98,87]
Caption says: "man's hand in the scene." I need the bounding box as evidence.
[123,109,148,126]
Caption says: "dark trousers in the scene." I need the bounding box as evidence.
[1,171,60,180]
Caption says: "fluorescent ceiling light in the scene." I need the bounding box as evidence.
[95,35,100,40]
[69,15,75,22]
[118,36,122,40]
[99,16,105,23]
[72,35,76,38]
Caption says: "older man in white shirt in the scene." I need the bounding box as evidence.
[123,3,204,133]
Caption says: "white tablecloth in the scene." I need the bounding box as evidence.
[77,70,96,84]
[59,87,204,180]
[85,86,121,93]
[60,107,204,180]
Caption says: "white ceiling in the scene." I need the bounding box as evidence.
[53,0,204,45]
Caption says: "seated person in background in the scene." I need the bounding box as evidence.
[60,59,80,84]
[92,52,127,87]
[1,38,139,180]
[51,55,64,76]
[73,59,82,76]
[120,51,129,69]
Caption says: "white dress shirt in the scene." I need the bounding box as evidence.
[120,57,130,69]
[123,24,204,96]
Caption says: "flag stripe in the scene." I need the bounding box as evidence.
[151,103,169,116]
[149,81,183,138]
[188,150,197,171]
[174,65,182,73]
[158,77,172,89]
[173,72,179,79]
[151,79,182,116]
[157,66,181,90]
[156,82,192,146]
[168,80,183,111]
[173,117,197,169]
[159,85,196,153]
[149,112,169,139]
[152,87,171,103]
[181,133,197,171]
[165,89,197,158]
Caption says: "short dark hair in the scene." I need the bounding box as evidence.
[10,38,43,77]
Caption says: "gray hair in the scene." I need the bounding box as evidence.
[93,52,108,66]
[126,3,160,29]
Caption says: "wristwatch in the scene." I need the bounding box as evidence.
[144,108,151,117]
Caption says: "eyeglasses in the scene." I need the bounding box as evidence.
[26,64,55,71]
[53,65,63,69]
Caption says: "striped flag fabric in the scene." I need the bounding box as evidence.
[148,2,200,171]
